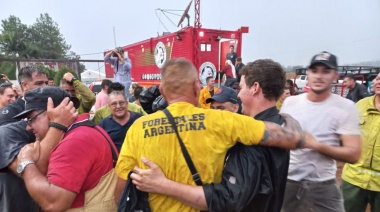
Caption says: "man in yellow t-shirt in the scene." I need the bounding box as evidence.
[198,76,218,109]
[114,58,307,212]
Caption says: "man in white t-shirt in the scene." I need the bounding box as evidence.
[280,51,361,212]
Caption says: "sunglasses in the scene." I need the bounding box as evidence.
[24,110,46,126]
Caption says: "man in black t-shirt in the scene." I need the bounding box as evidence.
[226,45,238,66]
[343,74,370,103]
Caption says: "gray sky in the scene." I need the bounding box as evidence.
[1,0,380,72]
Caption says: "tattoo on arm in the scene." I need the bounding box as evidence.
[287,122,306,148]
[260,124,289,146]
[261,130,269,144]
[295,131,306,148]
[260,121,304,149]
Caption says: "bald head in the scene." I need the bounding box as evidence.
[160,58,199,103]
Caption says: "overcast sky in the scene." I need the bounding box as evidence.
[1,0,380,71]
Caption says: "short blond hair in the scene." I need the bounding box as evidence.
[160,58,198,95]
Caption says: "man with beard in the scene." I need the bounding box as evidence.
[281,51,361,212]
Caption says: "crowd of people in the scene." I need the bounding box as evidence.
[0,49,378,212]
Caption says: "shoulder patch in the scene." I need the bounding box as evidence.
[2,109,9,115]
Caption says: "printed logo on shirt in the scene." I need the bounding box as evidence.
[199,62,216,85]
[154,42,167,68]
[142,113,206,138]
[2,109,8,114]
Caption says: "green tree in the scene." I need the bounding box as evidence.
[66,51,85,73]
[0,15,28,57]
[0,14,85,80]
[0,13,72,59]
[27,13,71,59]
[54,66,78,86]
[0,61,16,80]
[40,66,56,80]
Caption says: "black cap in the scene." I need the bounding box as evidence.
[13,86,80,119]
[309,51,338,70]
[206,86,238,104]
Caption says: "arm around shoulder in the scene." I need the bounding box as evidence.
[259,114,305,150]
[129,158,208,210]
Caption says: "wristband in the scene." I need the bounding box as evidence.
[49,122,68,132]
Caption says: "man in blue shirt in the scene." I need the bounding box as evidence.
[98,91,142,153]
[104,47,132,99]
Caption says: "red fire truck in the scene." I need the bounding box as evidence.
[104,0,249,87]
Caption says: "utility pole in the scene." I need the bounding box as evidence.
[113,26,117,47]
